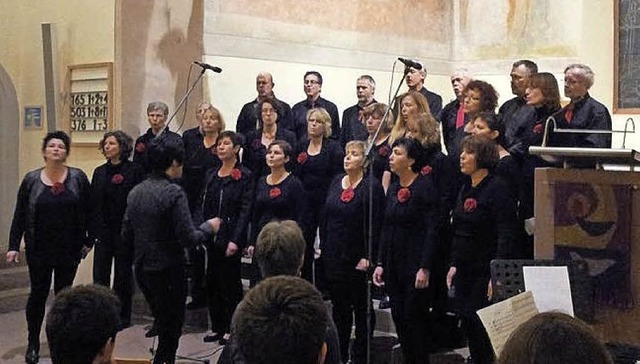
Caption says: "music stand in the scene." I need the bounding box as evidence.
[490,259,595,322]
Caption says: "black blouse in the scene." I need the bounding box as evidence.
[243,127,297,180]
[293,138,344,206]
[182,127,221,212]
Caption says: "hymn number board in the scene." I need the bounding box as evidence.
[68,63,113,144]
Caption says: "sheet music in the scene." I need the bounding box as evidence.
[477,291,539,356]
[523,266,574,316]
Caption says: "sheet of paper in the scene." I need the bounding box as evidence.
[523,266,574,316]
[477,291,539,356]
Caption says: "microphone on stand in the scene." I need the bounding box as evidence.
[397,57,422,70]
[193,61,222,73]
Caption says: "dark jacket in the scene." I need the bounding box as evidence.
[133,128,183,175]
[236,96,294,136]
[122,174,213,271]
[292,96,341,142]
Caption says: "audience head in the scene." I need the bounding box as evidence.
[451,69,472,100]
[199,104,225,135]
[46,284,121,364]
[147,101,169,132]
[463,80,499,118]
[564,63,595,101]
[259,98,280,127]
[99,130,134,162]
[525,72,561,111]
[498,312,613,364]
[255,220,306,277]
[304,71,323,100]
[42,131,71,163]
[356,75,376,105]
[363,103,394,137]
[390,137,424,175]
[256,72,275,99]
[510,60,538,97]
[306,107,332,139]
[460,135,499,174]
[472,112,506,147]
[147,135,185,177]
[232,275,329,364]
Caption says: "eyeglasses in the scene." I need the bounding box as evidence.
[304,80,320,85]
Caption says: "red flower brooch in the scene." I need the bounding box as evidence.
[378,145,390,157]
[397,187,411,203]
[269,187,282,199]
[463,198,478,212]
[533,123,544,134]
[340,187,355,203]
[297,152,308,164]
[51,182,65,195]
[420,165,433,176]
[135,142,146,153]
[230,168,242,181]
[111,174,124,185]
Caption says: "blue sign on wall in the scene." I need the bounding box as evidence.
[24,106,42,129]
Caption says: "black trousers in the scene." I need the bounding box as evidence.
[26,260,78,350]
[135,264,185,364]
[93,236,133,326]
[328,272,375,364]
[206,246,243,334]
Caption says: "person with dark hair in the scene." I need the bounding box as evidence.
[232,276,330,364]
[248,140,307,257]
[243,98,297,181]
[499,60,538,130]
[122,136,218,364]
[292,71,341,142]
[364,103,394,184]
[372,137,440,363]
[321,140,384,364]
[199,131,254,345]
[6,131,93,364]
[553,63,612,149]
[402,60,443,118]
[341,75,377,148]
[293,107,344,283]
[218,220,341,364]
[440,69,472,160]
[471,113,520,202]
[90,130,144,328]
[45,284,121,364]
[498,312,613,364]
[447,135,518,364]
[236,72,294,136]
[133,101,183,174]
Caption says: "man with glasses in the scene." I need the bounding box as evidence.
[292,71,341,142]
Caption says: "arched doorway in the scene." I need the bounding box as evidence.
[0,63,20,251]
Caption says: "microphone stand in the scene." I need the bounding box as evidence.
[156,66,208,138]
[363,64,410,364]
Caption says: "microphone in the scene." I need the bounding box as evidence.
[193,61,222,73]
[397,57,422,70]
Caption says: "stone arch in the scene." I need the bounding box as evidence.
[0,63,20,250]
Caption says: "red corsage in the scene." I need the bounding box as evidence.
[135,142,146,153]
[111,173,124,185]
[252,139,263,150]
[464,198,478,213]
[421,165,433,176]
[269,187,282,199]
[51,182,65,195]
[533,123,544,134]
[230,168,242,181]
[340,187,355,203]
[378,145,390,157]
[297,152,308,164]
[397,187,411,203]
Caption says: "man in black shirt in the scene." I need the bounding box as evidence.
[440,69,471,158]
[236,72,293,136]
[292,71,341,142]
[341,75,377,148]
[404,60,443,118]
[499,60,538,154]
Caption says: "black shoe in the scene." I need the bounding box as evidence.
[145,325,159,338]
[203,332,223,343]
[379,296,391,309]
[25,348,39,364]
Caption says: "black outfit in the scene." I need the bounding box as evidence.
[236,96,294,136]
[292,96,341,142]
[199,164,254,336]
[500,96,529,156]
[377,174,439,364]
[439,99,469,158]
[243,127,297,181]
[551,93,613,149]
[122,173,214,364]
[419,86,443,120]
[8,167,92,359]
[494,155,521,204]
[251,174,307,246]
[368,137,391,182]
[133,128,183,175]
[322,174,384,364]
[341,99,376,148]
[90,160,144,327]
[293,139,344,282]
[182,127,221,212]
[450,174,518,364]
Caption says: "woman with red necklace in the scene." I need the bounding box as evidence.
[7,131,93,364]
[372,137,439,364]
[90,130,144,329]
